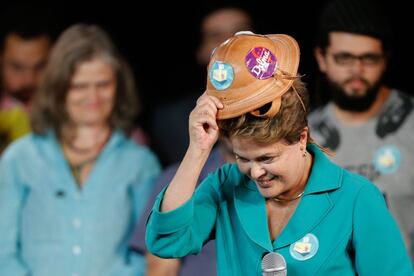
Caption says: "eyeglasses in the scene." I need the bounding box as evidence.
[331,52,384,66]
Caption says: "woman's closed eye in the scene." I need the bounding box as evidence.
[235,155,249,163]
[257,156,276,164]
[235,155,276,164]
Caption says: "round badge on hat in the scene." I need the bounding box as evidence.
[245,46,277,80]
[289,233,319,261]
[209,61,234,91]
[373,145,401,174]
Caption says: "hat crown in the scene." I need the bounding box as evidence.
[206,33,300,119]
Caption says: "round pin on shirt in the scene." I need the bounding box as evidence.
[290,233,319,261]
[373,145,401,174]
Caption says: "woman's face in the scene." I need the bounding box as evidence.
[65,58,116,127]
[231,130,309,199]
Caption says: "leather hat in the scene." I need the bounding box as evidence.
[205,32,300,119]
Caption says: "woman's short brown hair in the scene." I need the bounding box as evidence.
[31,23,139,136]
[219,78,311,145]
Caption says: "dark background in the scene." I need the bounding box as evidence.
[3,0,412,125]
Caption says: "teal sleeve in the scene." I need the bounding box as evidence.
[0,154,29,275]
[145,177,219,258]
[353,183,414,275]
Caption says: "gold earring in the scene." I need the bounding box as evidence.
[303,150,307,157]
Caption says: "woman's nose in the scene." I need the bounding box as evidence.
[250,162,265,179]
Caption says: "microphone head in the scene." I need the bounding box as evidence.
[261,252,287,276]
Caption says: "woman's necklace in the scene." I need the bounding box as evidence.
[63,128,111,186]
[69,155,98,185]
[271,191,305,203]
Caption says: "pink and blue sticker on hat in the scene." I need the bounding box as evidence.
[209,61,234,91]
[245,46,277,80]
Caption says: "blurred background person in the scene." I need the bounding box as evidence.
[130,6,254,275]
[0,89,30,154]
[0,24,160,276]
[0,3,57,154]
[0,3,56,112]
[147,5,254,167]
[309,0,414,262]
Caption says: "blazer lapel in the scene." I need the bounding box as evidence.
[274,193,333,249]
[275,144,343,249]
[234,180,273,252]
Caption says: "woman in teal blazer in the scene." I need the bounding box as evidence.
[146,32,413,275]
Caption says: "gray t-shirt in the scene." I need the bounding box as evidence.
[309,90,414,261]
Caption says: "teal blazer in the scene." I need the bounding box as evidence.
[146,145,413,275]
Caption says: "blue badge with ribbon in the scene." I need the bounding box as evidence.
[209,61,234,90]
[373,145,401,174]
[290,233,319,261]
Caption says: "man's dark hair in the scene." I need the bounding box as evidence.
[316,0,393,54]
[0,3,59,50]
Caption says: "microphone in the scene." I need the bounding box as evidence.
[261,252,287,276]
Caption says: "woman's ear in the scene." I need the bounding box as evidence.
[300,127,308,146]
